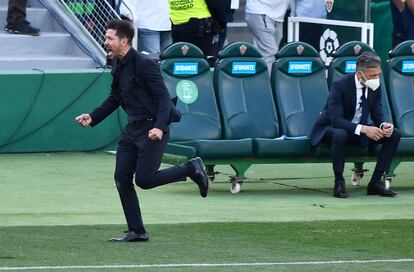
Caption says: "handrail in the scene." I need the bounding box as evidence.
[38,0,107,66]
[58,0,122,53]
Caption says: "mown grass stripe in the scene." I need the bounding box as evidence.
[1,259,414,270]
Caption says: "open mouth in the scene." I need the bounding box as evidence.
[106,48,113,58]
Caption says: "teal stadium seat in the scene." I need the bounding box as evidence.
[269,42,329,158]
[214,42,280,157]
[387,40,414,155]
[328,41,375,87]
[159,42,251,160]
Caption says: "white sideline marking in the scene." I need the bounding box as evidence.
[1,259,414,270]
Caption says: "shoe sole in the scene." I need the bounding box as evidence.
[4,28,40,36]
[108,238,149,242]
[334,194,348,198]
[367,191,396,197]
[194,157,209,197]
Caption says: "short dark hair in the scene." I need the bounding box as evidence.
[356,51,382,71]
[107,20,134,45]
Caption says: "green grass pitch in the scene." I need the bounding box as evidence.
[1,152,413,271]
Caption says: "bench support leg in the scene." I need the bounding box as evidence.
[351,162,367,186]
[206,164,216,181]
[230,162,251,179]
[388,159,400,177]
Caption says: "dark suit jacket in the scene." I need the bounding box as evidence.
[89,48,172,132]
[310,73,385,146]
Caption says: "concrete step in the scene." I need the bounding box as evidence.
[0,0,42,8]
[0,6,64,32]
[0,55,98,70]
[0,32,86,56]
[0,0,101,70]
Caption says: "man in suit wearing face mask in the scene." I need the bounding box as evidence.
[310,52,401,198]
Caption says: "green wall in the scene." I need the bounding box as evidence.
[0,69,127,153]
[371,1,393,65]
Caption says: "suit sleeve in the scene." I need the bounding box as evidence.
[140,58,171,132]
[328,81,358,133]
[371,87,385,127]
[89,89,121,127]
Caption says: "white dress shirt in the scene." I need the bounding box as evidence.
[352,74,367,135]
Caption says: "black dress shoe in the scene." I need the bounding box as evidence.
[367,182,397,197]
[189,157,209,197]
[4,21,40,36]
[333,181,348,198]
[108,231,149,242]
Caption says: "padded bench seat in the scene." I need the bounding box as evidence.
[397,138,414,155]
[174,138,253,158]
[253,138,312,158]
[313,144,369,157]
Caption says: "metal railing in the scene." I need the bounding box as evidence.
[57,0,125,55]
[288,16,374,66]
[288,17,374,46]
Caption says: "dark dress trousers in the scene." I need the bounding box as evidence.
[89,48,188,234]
[7,0,28,25]
[310,74,400,177]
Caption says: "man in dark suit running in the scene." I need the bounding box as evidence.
[75,20,209,242]
[310,52,400,198]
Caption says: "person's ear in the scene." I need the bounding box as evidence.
[357,71,366,82]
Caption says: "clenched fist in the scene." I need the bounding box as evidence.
[75,114,92,127]
[148,128,163,141]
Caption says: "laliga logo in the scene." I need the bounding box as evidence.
[319,28,339,66]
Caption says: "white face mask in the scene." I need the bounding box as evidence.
[364,78,380,91]
[360,73,380,91]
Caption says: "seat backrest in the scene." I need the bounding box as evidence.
[272,42,328,137]
[214,42,279,139]
[387,40,414,137]
[328,41,375,87]
[329,41,393,124]
[160,42,221,141]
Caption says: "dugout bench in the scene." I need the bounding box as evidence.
[160,41,414,193]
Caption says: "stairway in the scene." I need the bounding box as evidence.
[0,0,98,70]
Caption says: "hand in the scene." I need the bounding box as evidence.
[148,128,163,141]
[75,114,92,127]
[361,125,384,141]
[381,122,394,138]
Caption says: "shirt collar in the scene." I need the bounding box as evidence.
[354,73,364,89]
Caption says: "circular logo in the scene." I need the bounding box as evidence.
[319,28,340,66]
[176,80,199,104]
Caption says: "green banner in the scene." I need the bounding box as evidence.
[0,70,126,153]
[327,0,370,22]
